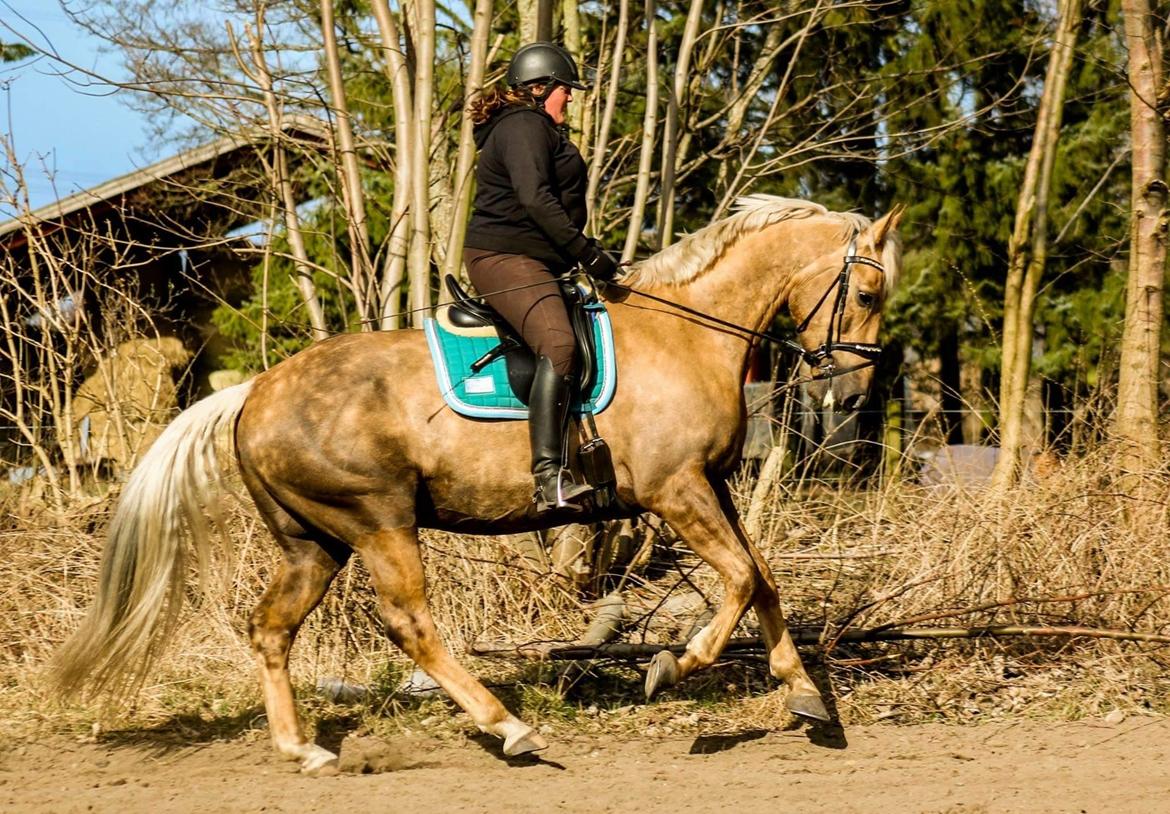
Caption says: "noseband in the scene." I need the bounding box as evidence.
[793,235,886,379]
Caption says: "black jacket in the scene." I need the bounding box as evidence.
[465,106,589,266]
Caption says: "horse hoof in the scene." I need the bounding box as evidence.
[300,745,340,775]
[503,727,548,757]
[644,650,681,701]
[306,759,340,777]
[786,692,831,723]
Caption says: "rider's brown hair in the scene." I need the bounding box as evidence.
[468,82,544,125]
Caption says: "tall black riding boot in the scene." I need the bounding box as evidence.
[529,356,593,513]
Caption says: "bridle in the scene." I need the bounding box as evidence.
[606,232,887,380]
[793,234,886,379]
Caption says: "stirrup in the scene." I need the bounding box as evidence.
[533,469,593,513]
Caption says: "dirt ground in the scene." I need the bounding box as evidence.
[4,717,1168,814]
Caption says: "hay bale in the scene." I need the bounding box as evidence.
[68,336,192,469]
[208,368,247,392]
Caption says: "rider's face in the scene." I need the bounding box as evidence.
[543,84,573,125]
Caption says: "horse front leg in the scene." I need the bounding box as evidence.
[643,470,759,700]
[712,481,829,722]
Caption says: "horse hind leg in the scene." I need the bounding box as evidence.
[248,517,349,773]
[355,526,547,757]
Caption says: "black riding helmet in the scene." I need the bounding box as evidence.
[506,42,590,91]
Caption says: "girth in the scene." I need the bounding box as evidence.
[443,274,599,404]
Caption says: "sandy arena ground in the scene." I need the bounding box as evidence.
[4,717,1168,813]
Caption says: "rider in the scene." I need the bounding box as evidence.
[464,41,619,514]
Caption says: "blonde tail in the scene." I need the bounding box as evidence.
[54,380,254,703]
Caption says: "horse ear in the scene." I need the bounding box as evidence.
[870,203,906,248]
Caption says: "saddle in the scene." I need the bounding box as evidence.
[443,274,600,404]
[431,275,620,511]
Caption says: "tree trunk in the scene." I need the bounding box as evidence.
[562,0,584,138]
[537,0,554,40]
[247,11,328,340]
[883,378,905,483]
[320,0,375,326]
[408,0,436,321]
[745,440,785,541]
[372,0,415,330]
[586,0,629,232]
[938,324,964,445]
[426,120,455,272]
[622,0,659,262]
[441,0,493,284]
[1115,0,1167,473]
[517,0,539,43]
[656,0,704,249]
[992,0,1081,489]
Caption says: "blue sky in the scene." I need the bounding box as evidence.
[1,1,162,213]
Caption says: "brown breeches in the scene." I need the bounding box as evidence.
[463,248,576,377]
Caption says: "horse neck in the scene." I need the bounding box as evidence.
[652,218,840,369]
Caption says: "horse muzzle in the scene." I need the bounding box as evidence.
[806,364,872,413]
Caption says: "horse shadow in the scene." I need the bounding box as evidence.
[99,706,363,759]
[801,662,848,750]
[99,705,268,755]
[95,659,847,760]
[688,728,769,754]
[673,659,847,753]
[465,732,567,770]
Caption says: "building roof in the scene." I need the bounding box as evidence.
[0,116,332,245]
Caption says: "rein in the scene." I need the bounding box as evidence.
[608,235,887,380]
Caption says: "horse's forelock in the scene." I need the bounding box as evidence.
[878,228,903,298]
[855,213,903,298]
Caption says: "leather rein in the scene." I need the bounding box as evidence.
[607,235,887,381]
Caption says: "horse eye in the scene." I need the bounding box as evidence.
[857,290,876,309]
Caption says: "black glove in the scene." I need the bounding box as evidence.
[578,238,620,281]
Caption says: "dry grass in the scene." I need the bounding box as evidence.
[2,442,1168,748]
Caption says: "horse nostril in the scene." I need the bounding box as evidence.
[841,393,867,412]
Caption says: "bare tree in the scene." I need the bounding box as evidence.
[992,0,1081,489]
[373,0,415,330]
[1115,0,1167,472]
[320,0,376,326]
[0,144,188,512]
[622,0,659,262]
[562,0,589,141]
[408,0,436,319]
[586,0,629,231]
[518,0,540,43]
[656,0,704,249]
[441,0,494,282]
[231,8,328,340]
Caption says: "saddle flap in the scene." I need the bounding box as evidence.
[561,280,598,396]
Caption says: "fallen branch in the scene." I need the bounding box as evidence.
[869,589,1170,633]
[470,624,1170,662]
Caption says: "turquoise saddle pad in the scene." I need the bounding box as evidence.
[424,305,617,420]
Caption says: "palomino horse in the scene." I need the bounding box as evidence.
[56,195,902,773]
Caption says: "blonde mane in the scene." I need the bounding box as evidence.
[622,195,878,288]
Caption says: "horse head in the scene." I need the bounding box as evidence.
[789,205,904,413]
